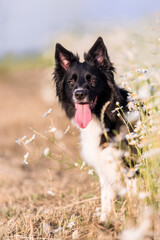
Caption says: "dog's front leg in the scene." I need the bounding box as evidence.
[99,179,115,223]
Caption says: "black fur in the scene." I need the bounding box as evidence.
[54,37,129,142]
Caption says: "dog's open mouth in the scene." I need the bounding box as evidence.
[75,97,97,129]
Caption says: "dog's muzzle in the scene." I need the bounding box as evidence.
[74,89,87,101]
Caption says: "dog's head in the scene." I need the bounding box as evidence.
[54,37,115,128]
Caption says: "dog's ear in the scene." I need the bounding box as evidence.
[84,37,113,69]
[54,44,79,102]
[55,43,79,71]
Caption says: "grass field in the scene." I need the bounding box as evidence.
[0,20,160,239]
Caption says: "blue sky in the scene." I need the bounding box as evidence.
[0,0,160,57]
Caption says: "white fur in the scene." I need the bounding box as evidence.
[80,116,124,222]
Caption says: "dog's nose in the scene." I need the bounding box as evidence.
[74,89,87,101]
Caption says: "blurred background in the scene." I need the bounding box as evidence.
[0,0,160,238]
[1,0,160,58]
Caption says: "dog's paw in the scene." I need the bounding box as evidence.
[99,217,115,230]
[99,213,108,224]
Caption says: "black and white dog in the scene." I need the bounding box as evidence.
[54,37,138,222]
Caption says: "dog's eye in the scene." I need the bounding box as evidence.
[68,74,77,87]
[68,79,75,87]
[86,74,96,87]
[90,78,96,87]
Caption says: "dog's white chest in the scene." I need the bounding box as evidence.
[80,117,122,181]
[80,117,103,172]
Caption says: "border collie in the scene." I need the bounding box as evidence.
[54,37,138,222]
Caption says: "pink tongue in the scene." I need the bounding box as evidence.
[75,104,92,128]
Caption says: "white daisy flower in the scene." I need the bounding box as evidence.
[127,93,134,102]
[15,136,26,145]
[24,134,35,145]
[42,108,52,117]
[125,132,138,140]
[67,221,75,229]
[127,101,135,110]
[23,152,29,165]
[134,120,142,132]
[64,125,70,134]
[129,140,136,146]
[72,230,78,239]
[47,190,55,196]
[44,147,50,157]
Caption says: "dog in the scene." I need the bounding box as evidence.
[53,37,139,222]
